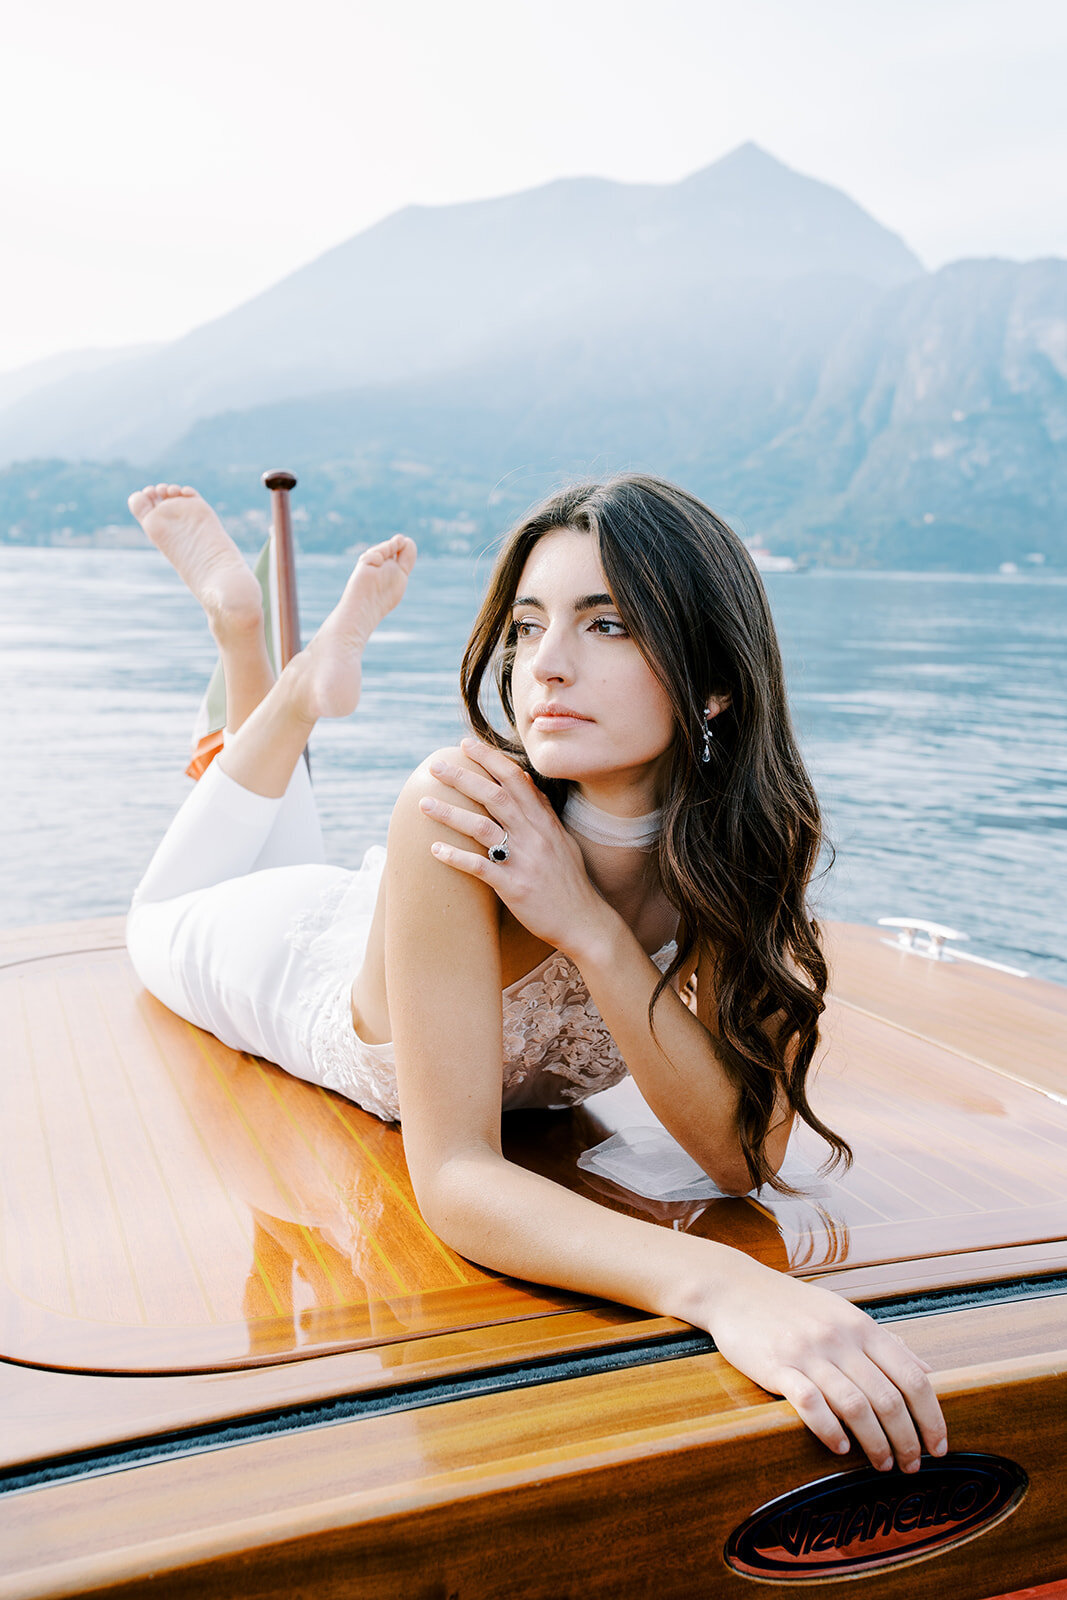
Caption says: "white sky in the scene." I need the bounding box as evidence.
[2,0,1065,374]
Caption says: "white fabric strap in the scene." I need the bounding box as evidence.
[562,790,662,848]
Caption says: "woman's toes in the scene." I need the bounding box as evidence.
[128,487,164,519]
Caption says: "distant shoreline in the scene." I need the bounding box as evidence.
[1,540,1061,581]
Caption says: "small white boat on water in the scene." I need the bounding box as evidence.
[745,540,798,573]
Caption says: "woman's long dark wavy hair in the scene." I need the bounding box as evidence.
[460,473,850,1194]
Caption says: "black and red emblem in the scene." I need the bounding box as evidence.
[725,1453,1028,1579]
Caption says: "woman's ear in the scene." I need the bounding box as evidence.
[705,694,731,719]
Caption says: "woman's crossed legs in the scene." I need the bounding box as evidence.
[125,483,416,1069]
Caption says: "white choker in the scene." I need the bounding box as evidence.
[562,790,662,849]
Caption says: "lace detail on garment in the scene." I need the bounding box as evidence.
[310,974,401,1122]
[285,849,676,1123]
[288,875,353,957]
[287,846,402,1123]
[501,941,677,1106]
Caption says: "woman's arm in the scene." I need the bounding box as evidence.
[556,912,786,1194]
[421,740,781,1193]
[385,750,947,1474]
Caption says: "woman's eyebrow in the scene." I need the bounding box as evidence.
[511,592,616,612]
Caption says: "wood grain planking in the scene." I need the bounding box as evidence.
[98,964,248,1320]
[0,1305,649,1468]
[3,928,1065,1374]
[0,917,126,968]
[14,969,146,1327]
[244,1053,473,1295]
[825,921,1067,1097]
[4,950,596,1372]
[320,1090,482,1288]
[130,987,296,1324]
[64,960,216,1326]
[810,1240,1067,1299]
[5,1290,1066,1476]
[0,978,76,1318]
[3,1327,1064,1600]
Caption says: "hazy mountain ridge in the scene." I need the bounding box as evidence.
[732,258,1067,564]
[0,144,920,464]
[0,344,164,414]
[1,145,1063,568]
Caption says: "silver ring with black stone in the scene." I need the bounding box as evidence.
[488,832,510,864]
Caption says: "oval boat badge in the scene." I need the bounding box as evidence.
[724,1453,1028,1579]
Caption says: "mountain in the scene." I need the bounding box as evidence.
[2,146,1063,568]
[0,344,163,413]
[732,258,1067,565]
[0,144,921,466]
[148,256,1064,569]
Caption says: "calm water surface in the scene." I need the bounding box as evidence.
[1,549,1063,985]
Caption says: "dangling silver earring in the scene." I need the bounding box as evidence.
[702,711,714,763]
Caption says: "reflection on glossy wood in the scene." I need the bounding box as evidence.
[824,921,1067,1098]
[1,916,1066,1599]
[3,1299,1065,1600]
[0,945,581,1372]
[5,1289,1066,1481]
[0,1305,648,1471]
[2,921,1066,1378]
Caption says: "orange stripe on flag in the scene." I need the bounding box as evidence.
[185,729,225,782]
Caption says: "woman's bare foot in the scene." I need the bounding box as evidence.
[290,534,418,720]
[127,483,264,642]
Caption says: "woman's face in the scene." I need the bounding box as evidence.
[509,526,676,808]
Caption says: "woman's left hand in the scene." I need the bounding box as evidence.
[419,738,609,955]
[703,1255,946,1471]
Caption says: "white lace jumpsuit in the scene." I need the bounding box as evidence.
[127,754,676,1120]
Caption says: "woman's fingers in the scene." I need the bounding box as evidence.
[427,740,548,828]
[776,1369,853,1459]
[429,840,497,879]
[807,1355,912,1472]
[427,755,512,820]
[789,1338,945,1473]
[866,1329,947,1458]
[459,738,545,813]
[711,1268,947,1472]
[420,795,506,851]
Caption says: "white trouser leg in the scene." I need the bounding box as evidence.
[131,747,324,909]
[127,756,348,1072]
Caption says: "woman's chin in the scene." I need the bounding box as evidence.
[524,745,613,786]
[521,744,588,783]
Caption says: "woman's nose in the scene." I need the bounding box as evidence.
[531,625,574,684]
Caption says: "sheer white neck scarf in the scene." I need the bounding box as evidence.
[562,790,662,849]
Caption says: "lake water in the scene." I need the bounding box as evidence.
[1,548,1064,986]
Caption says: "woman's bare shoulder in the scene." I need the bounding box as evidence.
[390,745,498,835]
[387,747,500,918]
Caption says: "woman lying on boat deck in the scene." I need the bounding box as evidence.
[126,474,947,1474]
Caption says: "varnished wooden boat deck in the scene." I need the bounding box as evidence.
[2,918,1066,1599]
[3,918,1064,1377]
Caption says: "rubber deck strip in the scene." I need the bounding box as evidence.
[4,1272,1066,1495]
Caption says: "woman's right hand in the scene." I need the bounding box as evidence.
[418,738,612,957]
[696,1255,947,1471]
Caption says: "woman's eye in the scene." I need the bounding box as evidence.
[514,618,542,639]
[590,617,627,636]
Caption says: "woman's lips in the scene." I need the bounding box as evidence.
[529,704,592,730]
